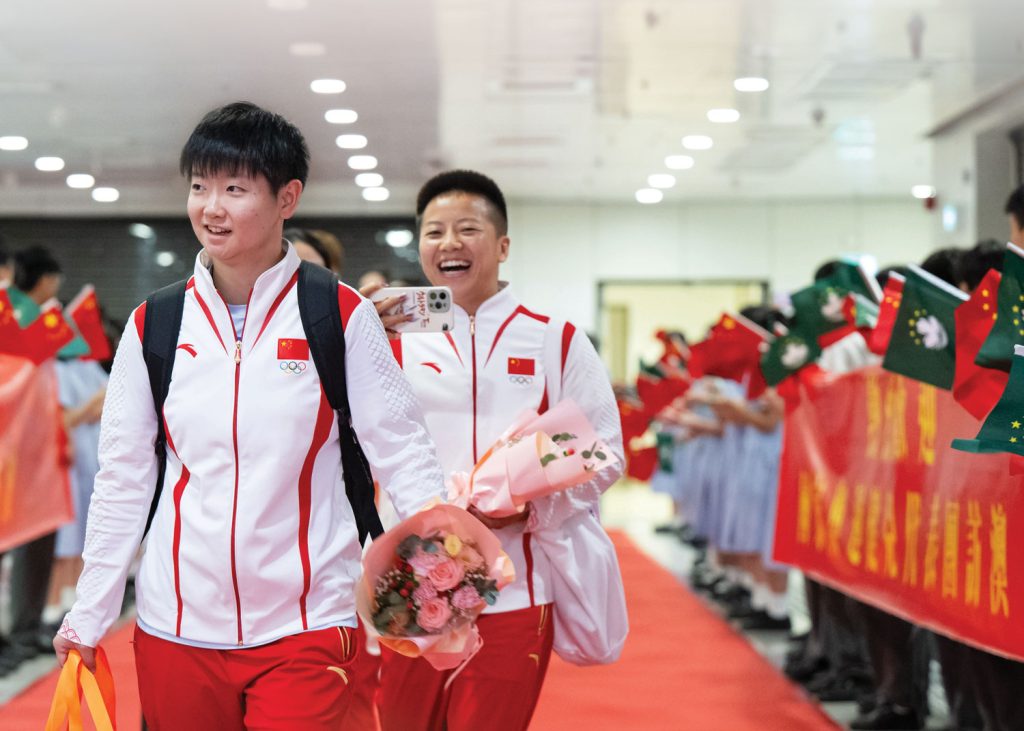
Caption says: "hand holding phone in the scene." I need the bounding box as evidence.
[369,286,455,333]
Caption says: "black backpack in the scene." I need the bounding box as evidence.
[140,261,384,545]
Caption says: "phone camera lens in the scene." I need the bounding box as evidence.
[429,292,437,300]
[439,291,447,299]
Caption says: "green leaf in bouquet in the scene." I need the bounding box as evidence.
[551,432,577,443]
[540,453,558,467]
[397,535,422,560]
[594,450,607,460]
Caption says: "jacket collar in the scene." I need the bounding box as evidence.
[191,241,301,346]
[452,281,519,334]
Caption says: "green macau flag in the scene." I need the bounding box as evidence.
[881,264,968,389]
[819,258,883,303]
[788,282,850,340]
[953,343,1024,457]
[975,243,1024,372]
[760,326,822,387]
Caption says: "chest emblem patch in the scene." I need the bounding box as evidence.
[278,338,309,375]
[508,357,535,385]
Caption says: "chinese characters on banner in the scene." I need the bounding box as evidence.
[0,355,73,552]
[774,367,1021,660]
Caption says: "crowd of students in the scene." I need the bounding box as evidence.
[624,188,1024,731]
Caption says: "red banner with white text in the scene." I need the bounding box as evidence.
[0,355,72,552]
[774,366,1024,661]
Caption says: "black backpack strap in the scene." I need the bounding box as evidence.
[296,261,384,545]
[141,279,188,534]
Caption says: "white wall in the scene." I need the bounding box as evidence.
[501,198,934,333]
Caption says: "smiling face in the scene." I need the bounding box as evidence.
[187,171,301,270]
[418,192,509,315]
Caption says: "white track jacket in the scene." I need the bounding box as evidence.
[62,245,444,648]
[394,284,624,613]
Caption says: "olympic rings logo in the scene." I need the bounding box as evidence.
[508,375,534,386]
[279,360,307,375]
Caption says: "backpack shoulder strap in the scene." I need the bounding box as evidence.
[141,279,188,534]
[296,261,384,545]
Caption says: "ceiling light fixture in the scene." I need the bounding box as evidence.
[289,41,325,57]
[66,173,95,189]
[911,185,936,199]
[325,109,358,124]
[665,155,695,170]
[0,136,28,151]
[635,188,663,204]
[310,78,346,94]
[336,134,368,150]
[362,187,390,202]
[348,155,378,170]
[355,172,383,187]
[734,77,770,92]
[648,174,676,189]
[682,135,713,150]
[34,156,65,172]
[707,108,740,123]
[385,229,414,248]
[92,187,120,202]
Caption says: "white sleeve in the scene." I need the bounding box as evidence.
[344,298,446,520]
[61,312,159,647]
[527,327,624,533]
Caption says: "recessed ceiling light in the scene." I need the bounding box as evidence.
[648,174,676,189]
[92,187,119,203]
[635,188,663,204]
[734,77,770,92]
[707,108,740,123]
[682,135,713,150]
[665,155,695,170]
[35,156,65,172]
[0,136,28,151]
[911,185,936,199]
[385,229,414,248]
[156,251,177,267]
[325,109,358,124]
[289,41,325,57]
[362,187,390,202]
[267,0,307,10]
[310,78,346,94]
[348,155,378,170]
[336,134,368,150]
[355,172,383,187]
[129,223,156,239]
[66,173,95,189]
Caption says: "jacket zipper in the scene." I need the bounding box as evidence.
[470,315,478,463]
[220,294,250,646]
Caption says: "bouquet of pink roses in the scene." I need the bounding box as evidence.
[356,504,514,670]
[447,398,619,517]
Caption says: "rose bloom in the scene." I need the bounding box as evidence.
[457,544,485,571]
[427,555,465,591]
[451,585,484,613]
[417,597,453,632]
[408,548,446,577]
[413,578,438,604]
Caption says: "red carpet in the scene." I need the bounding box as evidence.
[1,535,835,730]
[530,533,838,731]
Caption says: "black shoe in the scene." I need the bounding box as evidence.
[0,643,40,675]
[784,655,828,682]
[725,600,758,620]
[739,611,791,632]
[849,704,923,730]
[712,582,748,603]
[810,671,873,702]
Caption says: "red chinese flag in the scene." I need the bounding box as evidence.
[21,305,75,365]
[0,290,27,358]
[278,338,310,360]
[507,357,535,376]
[953,268,1009,420]
[66,285,112,361]
[867,273,905,355]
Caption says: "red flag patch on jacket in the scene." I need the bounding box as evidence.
[507,357,535,376]
[278,338,309,360]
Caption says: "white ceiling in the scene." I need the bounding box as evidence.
[1,0,1023,215]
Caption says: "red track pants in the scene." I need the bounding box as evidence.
[378,604,555,731]
[133,623,357,730]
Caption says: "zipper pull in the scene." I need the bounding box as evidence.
[470,315,476,336]
[234,340,242,365]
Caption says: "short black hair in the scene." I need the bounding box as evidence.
[875,265,909,288]
[0,232,9,268]
[961,239,1005,292]
[416,170,508,236]
[739,304,783,332]
[13,245,61,292]
[284,227,332,268]
[813,260,840,282]
[1005,185,1024,230]
[920,247,965,287]
[180,101,309,193]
